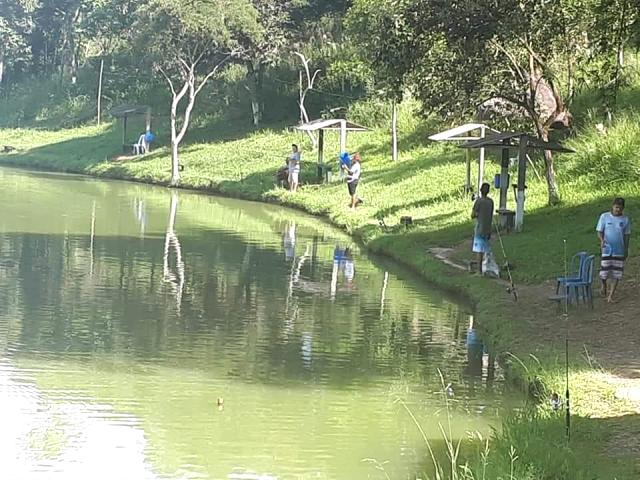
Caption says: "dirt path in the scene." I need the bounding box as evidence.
[430,247,640,462]
[431,246,640,383]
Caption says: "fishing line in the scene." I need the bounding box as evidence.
[562,239,571,442]
[493,215,518,301]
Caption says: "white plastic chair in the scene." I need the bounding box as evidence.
[133,134,148,155]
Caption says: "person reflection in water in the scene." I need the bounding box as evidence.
[330,245,344,299]
[283,222,296,261]
[465,315,484,379]
[133,198,147,236]
[464,315,496,392]
[301,333,312,369]
[343,248,355,289]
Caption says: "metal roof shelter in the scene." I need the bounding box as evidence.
[109,104,152,153]
[461,132,574,232]
[429,123,499,194]
[295,119,369,172]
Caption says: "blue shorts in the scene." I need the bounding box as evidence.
[472,234,490,253]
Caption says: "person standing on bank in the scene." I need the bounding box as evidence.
[342,152,361,209]
[471,183,494,274]
[287,144,301,192]
[597,197,631,303]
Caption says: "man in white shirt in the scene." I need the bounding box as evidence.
[596,197,631,303]
[342,152,361,209]
[287,144,301,192]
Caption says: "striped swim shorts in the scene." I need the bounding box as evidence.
[600,255,625,280]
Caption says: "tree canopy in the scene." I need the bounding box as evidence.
[2,0,639,201]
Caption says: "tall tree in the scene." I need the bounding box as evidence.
[136,0,255,186]
[236,0,305,126]
[0,0,32,86]
[81,0,140,56]
[349,0,594,204]
[30,0,87,82]
[346,0,413,161]
[589,0,640,115]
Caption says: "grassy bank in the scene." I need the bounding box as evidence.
[2,99,640,478]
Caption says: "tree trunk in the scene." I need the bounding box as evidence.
[298,71,317,148]
[246,62,264,127]
[170,103,180,186]
[391,100,398,162]
[0,50,4,85]
[97,59,104,125]
[71,47,79,84]
[171,140,180,186]
[540,130,561,205]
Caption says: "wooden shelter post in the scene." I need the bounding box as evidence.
[294,119,369,183]
[460,131,573,234]
[122,116,128,149]
[499,139,510,210]
[465,149,471,193]
[515,135,528,232]
[477,126,486,193]
[109,104,153,154]
[318,129,324,164]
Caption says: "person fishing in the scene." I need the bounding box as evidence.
[597,197,631,303]
[471,182,494,274]
[342,152,362,209]
[287,144,301,192]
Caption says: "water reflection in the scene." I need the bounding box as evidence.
[464,315,497,396]
[282,222,296,261]
[133,198,148,237]
[0,166,518,480]
[0,361,157,480]
[162,191,185,313]
[330,245,356,298]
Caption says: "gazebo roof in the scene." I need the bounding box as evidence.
[460,132,574,153]
[429,123,499,141]
[109,104,150,118]
[295,119,369,132]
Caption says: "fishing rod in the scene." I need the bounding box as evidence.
[563,239,571,442]
[493,215,518,301]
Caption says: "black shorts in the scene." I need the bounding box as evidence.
[348,180,358,196]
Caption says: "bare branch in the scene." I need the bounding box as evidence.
[490,40,525,84]
[173,76,191,108]
[178,58,191,75]
[310,69,321,88]
[294,52,312,88]
[518,36,546,69]
[159,67,177,96]
[194,54,232,96]
[176,77,195,145]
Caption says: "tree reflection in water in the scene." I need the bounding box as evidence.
[163,191,185,313]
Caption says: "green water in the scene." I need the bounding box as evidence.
[0,166,517,480]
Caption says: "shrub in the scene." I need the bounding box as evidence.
[568,114,640,186]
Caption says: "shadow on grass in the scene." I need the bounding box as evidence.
[187,114,294,144]
[365,195,640,284]
[0,126,122,172]
[373,190,470,222]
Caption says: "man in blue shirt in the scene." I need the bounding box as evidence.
[596,197,631,303]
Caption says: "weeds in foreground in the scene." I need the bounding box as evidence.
[390,369,523,480]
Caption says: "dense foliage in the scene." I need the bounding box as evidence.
[1,0,639,199]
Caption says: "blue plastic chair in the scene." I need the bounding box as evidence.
[565,255,595,308]
[556,251,588,294]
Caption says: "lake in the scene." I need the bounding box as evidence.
[0,166,517,479]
